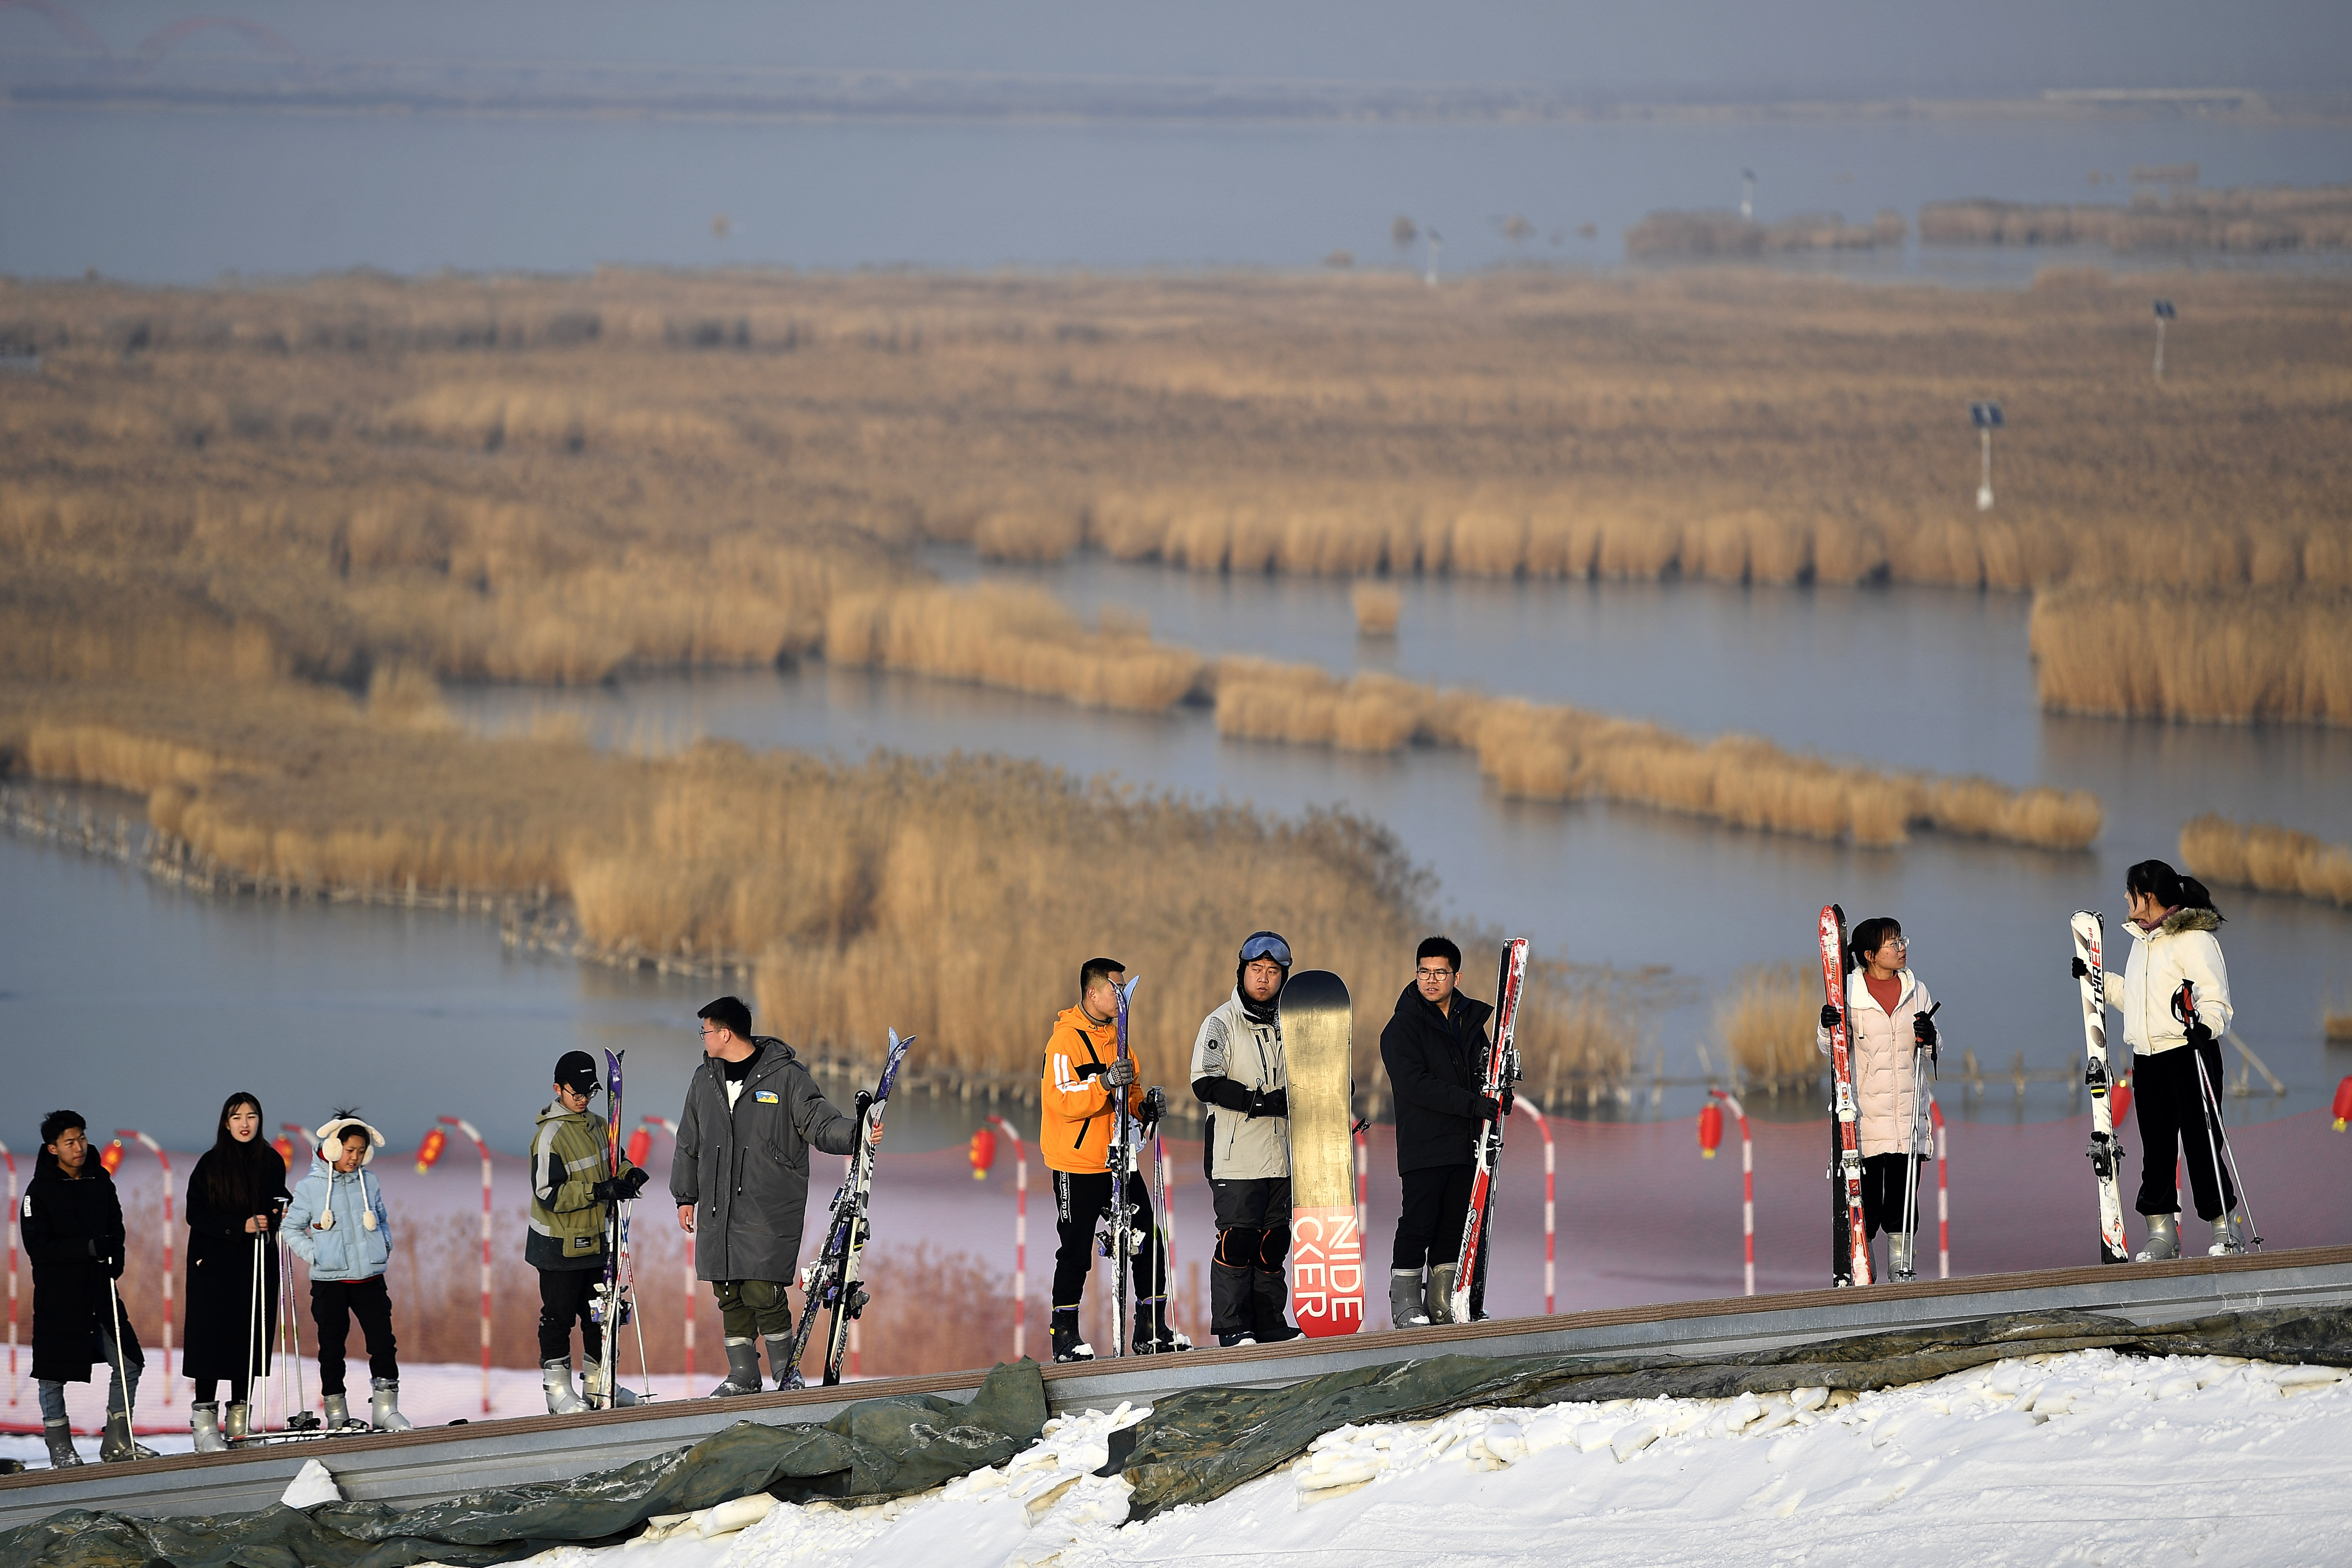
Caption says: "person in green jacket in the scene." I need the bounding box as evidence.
[530,1050,646,1414]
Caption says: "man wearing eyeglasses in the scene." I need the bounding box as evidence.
[671,995,882,1395]
[1188,930,1305,1348]
[1378,936,1502,1329]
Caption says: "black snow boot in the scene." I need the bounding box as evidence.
[1050,1308,1094,1363]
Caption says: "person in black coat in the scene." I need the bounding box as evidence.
[21,1109,153,1468]
[1378,936,1503,1330]
[180,1091,291,1451]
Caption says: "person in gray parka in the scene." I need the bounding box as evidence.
[672,995,882,1396]
[1189,930,1303,1348]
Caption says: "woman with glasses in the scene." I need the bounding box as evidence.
[1815,918,1939,1281]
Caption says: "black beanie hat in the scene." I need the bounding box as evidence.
[554,1050,600,1095]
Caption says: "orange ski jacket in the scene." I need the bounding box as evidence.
[1039,1003,1146,1175]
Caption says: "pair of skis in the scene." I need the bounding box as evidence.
[782,1028,915,1388]
[589,1050,651,1409]
[1105,975,1154,1359]
[1450,938,1528,1325]
[1818,905,1872,1287]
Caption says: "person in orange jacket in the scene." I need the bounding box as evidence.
[1040,956,1181,1361]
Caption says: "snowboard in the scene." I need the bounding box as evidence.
[1819,904,1870,1287]
[2072,911,2131,1264]
[784,1027,915,1387]
[1451,938,1528,1325]
[1282,969,1362,1337]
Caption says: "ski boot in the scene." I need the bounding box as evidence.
[542,1359,588,1415]
[190,1402,228,1454]
[2135,1213,2180,1262]
[223,1402,252,1443]
[1389,1270,1429,1329]
[2209,1216,2245,1257]
[42,1421,82,1470]
[584,1360,639,1409]
[322,1393,354,1430]
[1424,1264,1459,1325]
[100,1410,159,1463]
[1050,1310,1094,1363]
[370,1378,415,1431]
[709,1339,763,1397]
[1889,1231,1917,1282]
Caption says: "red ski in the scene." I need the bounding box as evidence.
[1449,937,1528,1323]
[1819,904,1871,1286]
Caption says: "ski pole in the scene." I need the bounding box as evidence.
[2177,983,2262,1249]
[246,1229,265,1435]
[1150,1128,1170,1352]
[106,1274,135,1442]
[1897,1003,1941,1280]
[625,1201,651,1403]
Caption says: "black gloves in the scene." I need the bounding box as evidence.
[1501,1088,1516,1119]
[1105,1057,1137,1088]
[1476,1096,1503,1124]
[2071,956,2089,980]
[619,1166,650,1199]
[594,1169,648,1203]
[1139,1086,1168,1127]
[1820,1003,1841,1031]
[2184,1014,2215,1050]
[1246,1086,1289,1120]
[1913,1014,1938,1049]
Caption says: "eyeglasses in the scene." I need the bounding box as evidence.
[1240,933,1293,968]
[1416,966,1455,981]
[1881,936,1909,949]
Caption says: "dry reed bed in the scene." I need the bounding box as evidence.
[2179,813,2352,908]
[1920,183,2352,252]
[0,672,1637,1093]
[2029,585,2352,724]
[5,268,2348,670]
[1626,209,1906,257]
[1714,962,1825,1094]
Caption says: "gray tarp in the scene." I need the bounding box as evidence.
[1123,1307,2352,1519]
[0,1360,1048,1568]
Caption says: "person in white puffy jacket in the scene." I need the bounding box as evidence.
[2073,859,2237,1261]
[1817,916,1940,1281]
[283,1110,410,1431]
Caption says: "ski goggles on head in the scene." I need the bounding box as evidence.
[1239,932,1292,969]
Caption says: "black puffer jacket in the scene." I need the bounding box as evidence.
[1378,982,1497,1173]
[20,1150,130,1384]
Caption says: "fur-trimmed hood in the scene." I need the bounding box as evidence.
[2128,905,2221,942]
[309,1114,386,1166]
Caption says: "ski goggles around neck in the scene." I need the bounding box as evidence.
[1240,932,1292,969]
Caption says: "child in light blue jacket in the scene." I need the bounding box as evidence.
[283,1111,410,1431]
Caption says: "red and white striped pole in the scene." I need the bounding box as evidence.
[1510,1100,1556,1314]
[438,1117,493,1414]
[115,1131,176,1401]
[2,1139,16,1409]
[1699,1091,1755,1297]
[983,1115,1027,1362]
[639,1116,695,1396]
[1930,1098,1949,1280]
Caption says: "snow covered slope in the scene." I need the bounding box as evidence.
[486,1349,2352,1568]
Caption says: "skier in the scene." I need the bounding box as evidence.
[1815,918,1940,1281]
[1379,937,1502,1329]
[530,1050,649,1413]
[183,1093,293,1452]
[672,997,882,1396]
[1042,956,1175,1361]
[282,1111,410,1432]
[2072,860,2236,1259]
[21,1109,153,1468]
[1189,930,1303,1348]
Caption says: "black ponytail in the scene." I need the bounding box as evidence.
[2127,859,2225,921]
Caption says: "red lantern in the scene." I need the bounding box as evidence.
[2333,1076,2352,1133]
[2111,1080,2132,1129]
[1697,1103,1724,1159]
[414,1126,448,1174]
[99,1139,124,1176]
[272,1135,294,1166]
[969,1126,998,1180]
[627,1127,653,1168]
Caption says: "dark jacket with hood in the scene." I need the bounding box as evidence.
[20,1147,131,1384]
[670,1038,861,1284]
[1379,981,1497,1173]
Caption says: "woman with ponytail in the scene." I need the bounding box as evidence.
[181,1092,293,1451]
[1815,917,1941,1282]
[2073,859,2236,1260]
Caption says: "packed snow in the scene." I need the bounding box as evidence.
[155,1349,2345,1568]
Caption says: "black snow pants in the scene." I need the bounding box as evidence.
[1210,1176,1291,1339]
[2133,1039,2237,1221]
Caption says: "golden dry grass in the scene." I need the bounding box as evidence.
[2326,1008,2352,1044]
[823,581,1206,710]
[1921,183,2352,252]
[1716,962,1825,1094]
[1208,655,2102,850]
[1352,580,1402,637]
[2178,812,2352,907]
[1626,209,1905,257]
[2030,586,2352,724]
